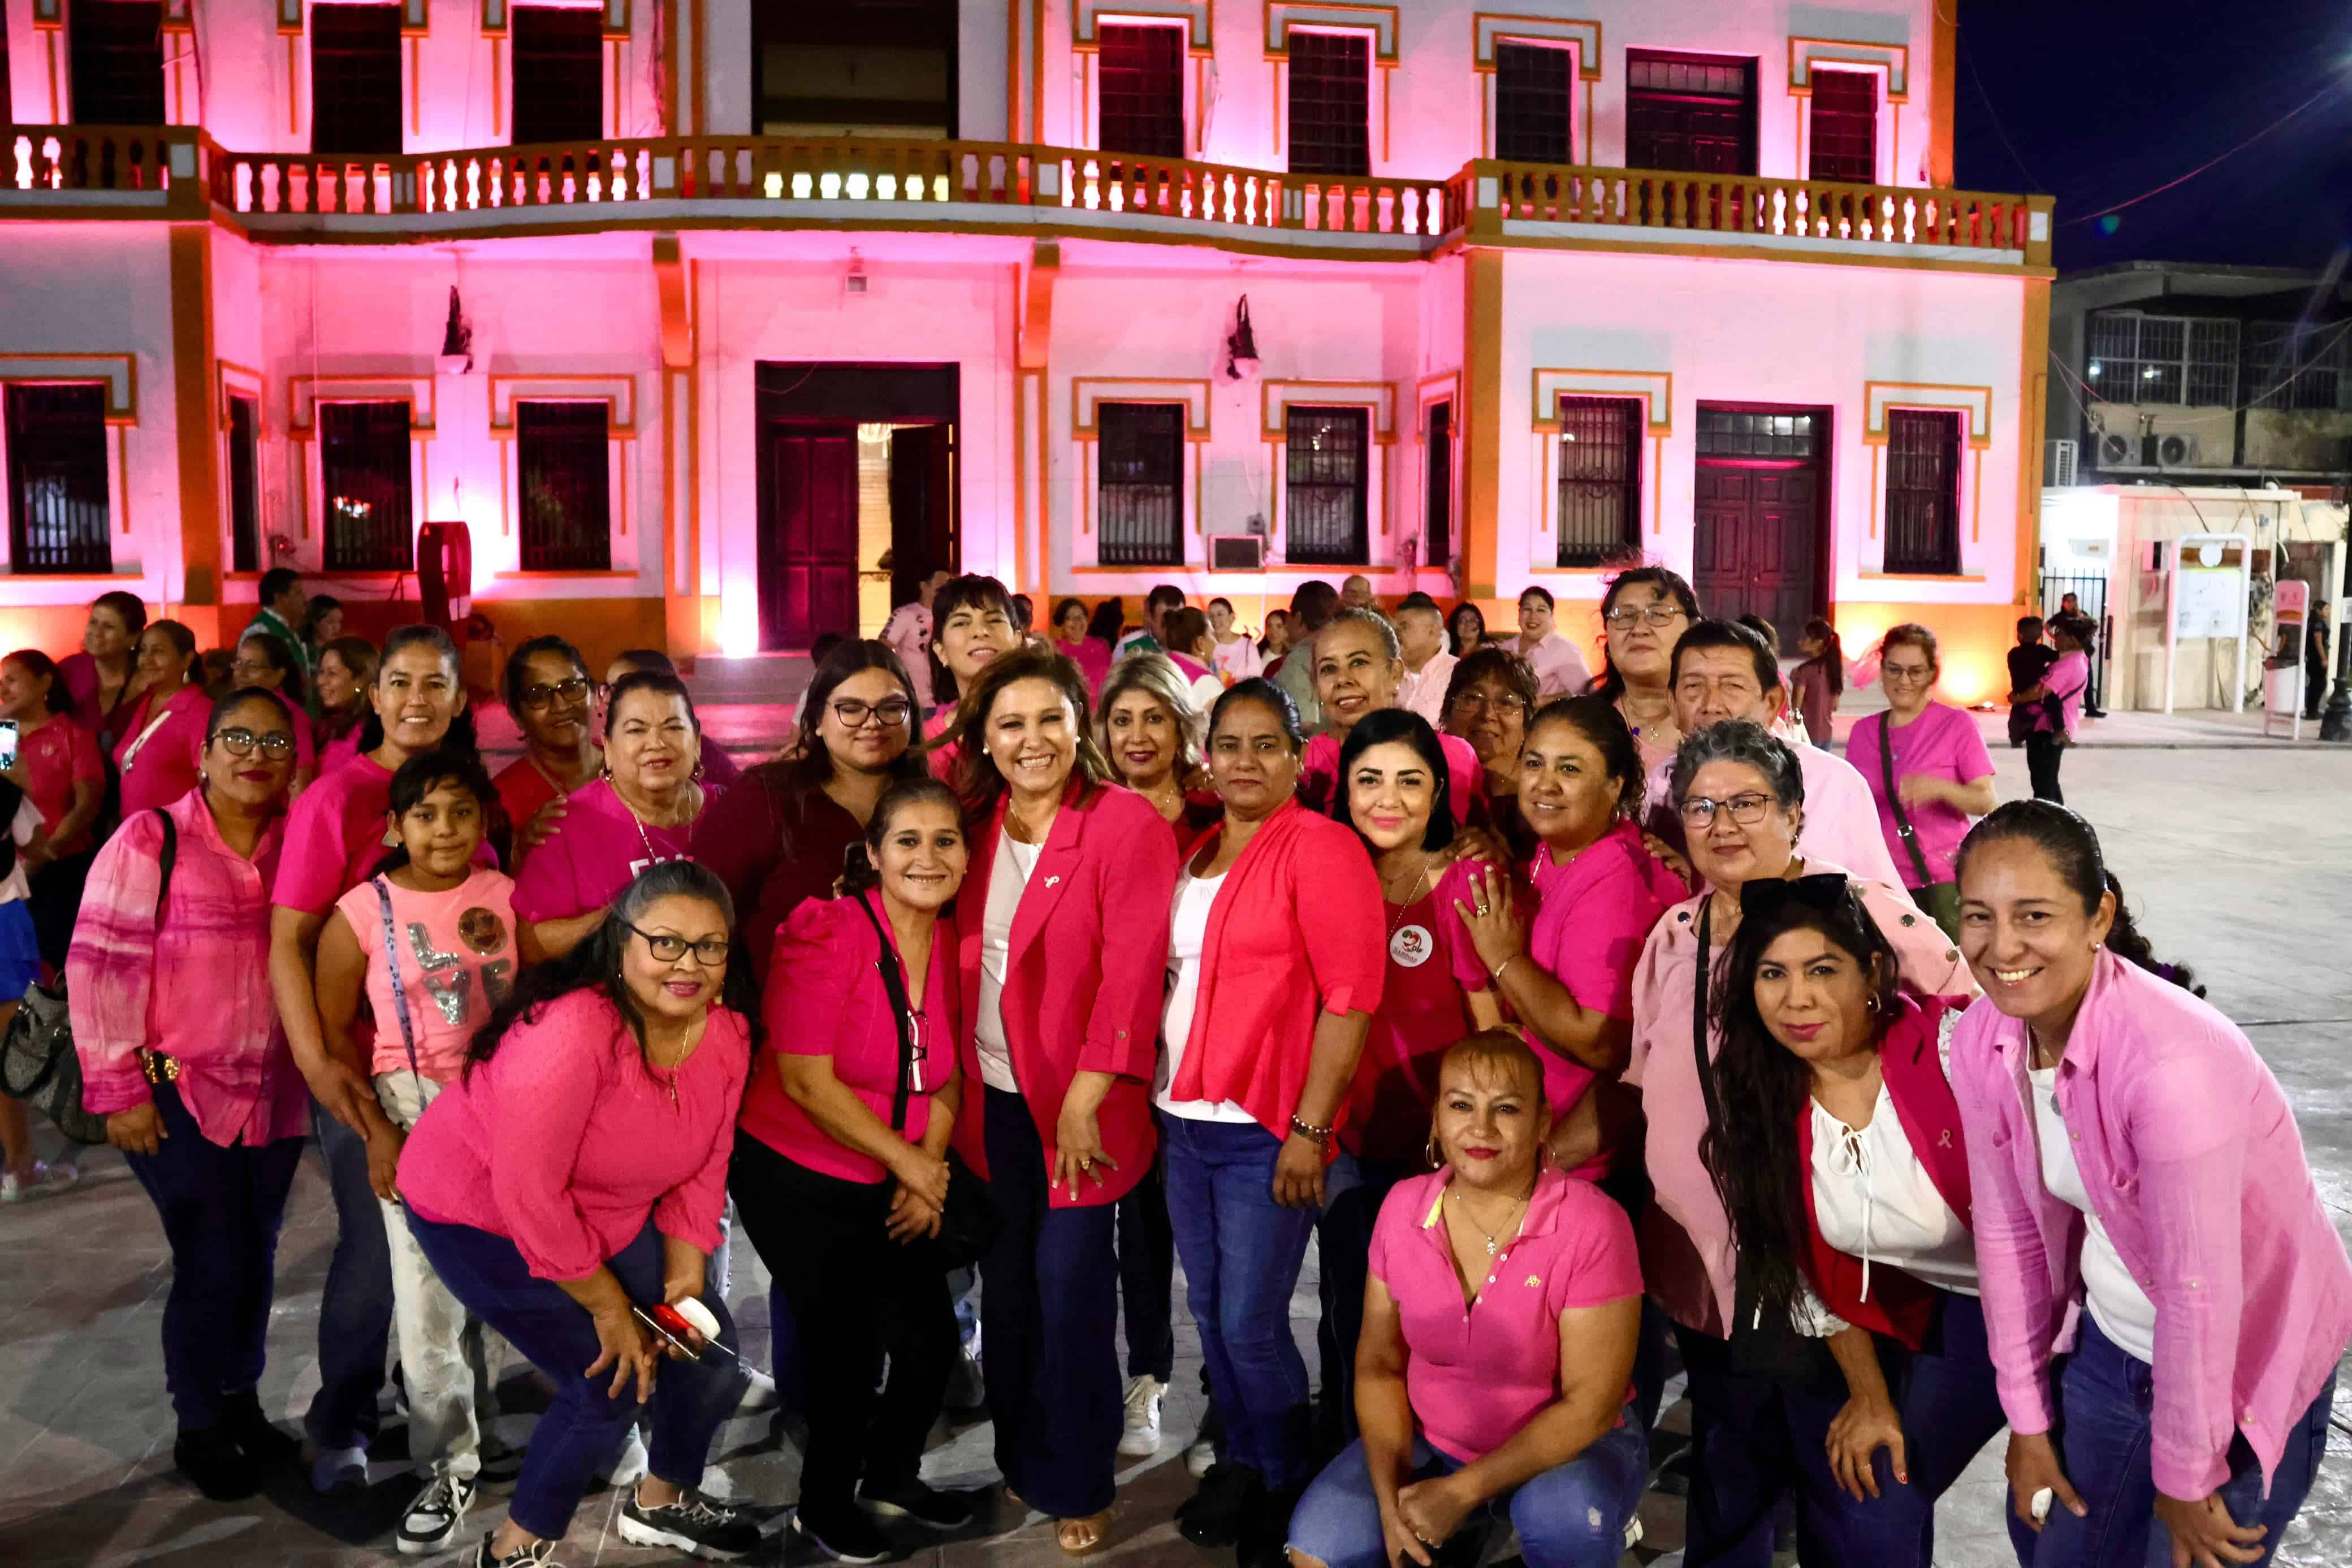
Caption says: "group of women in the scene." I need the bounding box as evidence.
[29,569,2349,1568]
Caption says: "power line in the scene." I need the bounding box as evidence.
[1963,44,2046,194]
[2061,75,2352,227]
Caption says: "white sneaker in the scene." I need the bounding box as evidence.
[1119,1375,1164,1457]
[0,1159,77,1202]
[1184,1435,1217,1478]
[734,1366,780,1413]
[397,1472,477,1555]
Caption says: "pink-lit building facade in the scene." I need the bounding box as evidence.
[0,0,2051,700]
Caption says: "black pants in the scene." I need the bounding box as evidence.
[730,1133,956,1514]
[1314,1154,1415,1453]
[2025,731,2066,803]
[1114,1151,1175,1383]
[26,848,92,973]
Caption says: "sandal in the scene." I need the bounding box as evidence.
[1054,1510,1112,1556]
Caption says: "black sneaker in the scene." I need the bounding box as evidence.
[859,1477,975,1531]
[397,1472,478,1556]
[477,1440,525,1484]
[1236,1482,1308,1568]
[1176,1461,1263,1548]
[174,1426,262,1502]
[793,1500,890,1564]
[471,1532,561,1567]
[218,1392,299,1468]
[617,1488,760,1560]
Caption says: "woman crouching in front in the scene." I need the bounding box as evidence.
[396,861,760,1567]
[1287,1030,1646,1568]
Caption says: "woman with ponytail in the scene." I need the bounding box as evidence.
[1951,801,2349,1568]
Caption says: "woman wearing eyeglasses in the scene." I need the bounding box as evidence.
[1845,625,1996,943]
[491,637,603,873]
[1624,722,1969,1565]
[230,633,319,795]
[1440,647,1541,860]
[69,687,312,1501]
[1588,568,1699,776]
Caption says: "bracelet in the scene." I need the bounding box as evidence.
[1288,1115,1333,1147]
[1491,953,1520,985]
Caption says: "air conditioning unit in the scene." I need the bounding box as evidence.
[1208,533,1265,570]
[2046,439,2078,487]
[2097,431,2134,468]
[2155,432,2200,467]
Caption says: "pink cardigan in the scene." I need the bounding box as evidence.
[952,778,1178,1207]
[1951,951,2352,1500]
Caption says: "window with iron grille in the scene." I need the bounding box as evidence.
[1696,406,1819,459]
[1807,68,1876,182]
[517,402,612,571]
[1555,397,1640,568]
[319,401,414,573]
[70,0,165,125]
[512,4,604,144]
[227,393,262,574]
[1624,49,1755,174]
[5,384,112,574]
[1285,406,1369,565]
[310,3,402,154]
[1494,41,1572,163]
[1098,24,1184,158]
[1424,401,1452,568]
[2086,313,2240,407]
[2242,320,2350,412]
[1884,409,1961,576]
[1096,403,1183,568]
[1286,31,1369,176]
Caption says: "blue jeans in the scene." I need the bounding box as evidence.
[303,1099,393,1452]
[1287,1417,1648,1568]
[1162,1114,1321,1490]
[2012,1317,2336,1568]
[405,1210,746,1541]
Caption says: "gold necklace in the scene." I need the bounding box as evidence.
[1447,1186,1530,1257]
[1380,853,1434,940]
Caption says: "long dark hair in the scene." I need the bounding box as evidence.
[145,620,204,686]
[500,633,590,721]
[356,625,479,757]
[317,636,379,745]
[1587,565,1700,701]
[746,639,927,859]
[950,643,1110,818]
[1699,882,1904,1323]
[840,776,965,895]
[465,860,758,1082]
[367,748,499,880]
[1331,707,1455,854]
[1525,693,1644,820]
[2,650,74,716]
[1086,597,1126,647]
[1956,800,2197,993]
[1447,601,1487,656]
[236,625,308,706]
[1801,617,1847,699]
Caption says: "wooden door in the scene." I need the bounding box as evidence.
[758,423,858,651]
[1692,465,1820,634]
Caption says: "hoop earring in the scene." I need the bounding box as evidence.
[1424,1133,1442,1171]
[1865,993,1881,1013]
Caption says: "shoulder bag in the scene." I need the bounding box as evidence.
[0,810,176,1144]
[1870,713,1962,940]
[853,893,1002,1271]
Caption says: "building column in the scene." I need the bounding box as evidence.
[168,225,223,643]
[2016,275,2051,604]
[1459,246,1505,600]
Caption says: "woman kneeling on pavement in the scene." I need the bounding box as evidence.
[1287,1030,1647,1568]
[397,860,759,1568]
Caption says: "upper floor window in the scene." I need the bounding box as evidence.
[1096,403,1184,568]
[1494,41,1573,164]
[1626,50,1755,175]
[1807,68,1877,183]
[1098,24,1184,158]
[310,3,403,155]
[1884,409,1961,576]
[2240,320,2346,412]
[1557,397,1641,568]
[70,0,165,125]
[2087,313,2239,407]
[1423,401,1452,569]
[227,393,262,574]
[512,4,604,145]
[517,402,613,571]
[1287,32,1369,177]
[754,0,957,138]
[319,401,414,573]
[1285,406,1369,565]
[5,384,112,574]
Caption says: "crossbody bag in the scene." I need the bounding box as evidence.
[1869,713,1962,939]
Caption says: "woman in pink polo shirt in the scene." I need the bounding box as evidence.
[1300,609,1482,825]
[1,649,105,973]
[921,574,1018,782]
[1700,876,1996,1568]
[733,777,974,1562]
[1624,720,1969,1566]
[1847,624,1995,941]
[1287,1031,1646,1568]
[947,643,1177,1555]
[115,620,211,819]
[1162,677,1383,1568]
[1952,802,2350,1568]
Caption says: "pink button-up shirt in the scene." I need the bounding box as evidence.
[1645,740,1908,893]
[1624,869,1970,1336]
[68,789,310,1146]
[1951,952,2352,1500]
[1518,630,1594,702]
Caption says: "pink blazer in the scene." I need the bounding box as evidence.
[953,778,1179,1207]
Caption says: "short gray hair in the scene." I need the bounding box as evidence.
[1095,651,1207,777]
[1669,720,1805,812]
[1317,606,1403,662]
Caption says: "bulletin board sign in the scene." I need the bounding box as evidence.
[2164,532,2250,714]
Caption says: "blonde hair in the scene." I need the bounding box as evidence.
[1095,651,1206,781]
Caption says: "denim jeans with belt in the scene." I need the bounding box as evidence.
[2012,1316,2336,1568]
[304,1098,393,1453]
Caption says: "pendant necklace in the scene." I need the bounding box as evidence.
[1448,1188,1529,1257]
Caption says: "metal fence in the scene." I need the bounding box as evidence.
[2039,570,2110,711]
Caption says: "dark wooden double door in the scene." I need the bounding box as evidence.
[1691,406,1826,635]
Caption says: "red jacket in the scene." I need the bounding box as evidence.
[1170,797,1386,1145]
[953,778,1178,1207]
[1797,995,1974,1349]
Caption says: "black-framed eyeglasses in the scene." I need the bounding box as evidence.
[521,677,593,711]
[1604,604,1688,630]
[1677,792,1778,828]
[624,924,732,966]
[211,727,295,759]
[831,697,913,730]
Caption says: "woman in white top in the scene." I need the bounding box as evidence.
[1207,598,1264,683]
[1699,874,1993,1568]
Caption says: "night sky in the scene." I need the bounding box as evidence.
[1954,0,2352,274]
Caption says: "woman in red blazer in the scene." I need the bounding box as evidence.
[946,644,1178,1556]
[1161,677,1385,1568]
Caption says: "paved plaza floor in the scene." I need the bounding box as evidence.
[4,737,2350,1568]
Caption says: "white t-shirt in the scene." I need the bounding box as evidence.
[1153,871,1253,1123]
[975,830,1040,1092]
[0,797,41,905]
[1810,1084,1980,1299]
[2029,1065,2159,1363]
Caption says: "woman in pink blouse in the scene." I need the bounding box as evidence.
[397,860,762,1568]
[1846,624,1996,940]
[114,620,211,819]
[734,777,974,1562]
[56,588,146,748]
[68,686,310,1502]
[1952,802,2350,1568]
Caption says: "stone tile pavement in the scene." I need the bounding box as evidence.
[5,743,2351,1567]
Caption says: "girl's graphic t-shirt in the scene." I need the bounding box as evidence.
[337,866,518,1082]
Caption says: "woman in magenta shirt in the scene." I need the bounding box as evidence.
[1287,1032,1646,1568]
[1,649,105,969]
[1952,802,2350,1568]
[115,620,211,819]
[733,777,972,1561]
[1846,624,1995,939]
[2015,615,2091,805]
[56,588,146,748]
[1300,609,1482,824]
[1050,596,1114,695]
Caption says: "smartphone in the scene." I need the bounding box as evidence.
[0,720,18,772]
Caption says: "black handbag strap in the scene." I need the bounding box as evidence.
[1692,900,1719,1129]
[1871,713,1936,890]
[152,808,176,927]
[851,891,918,1133]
